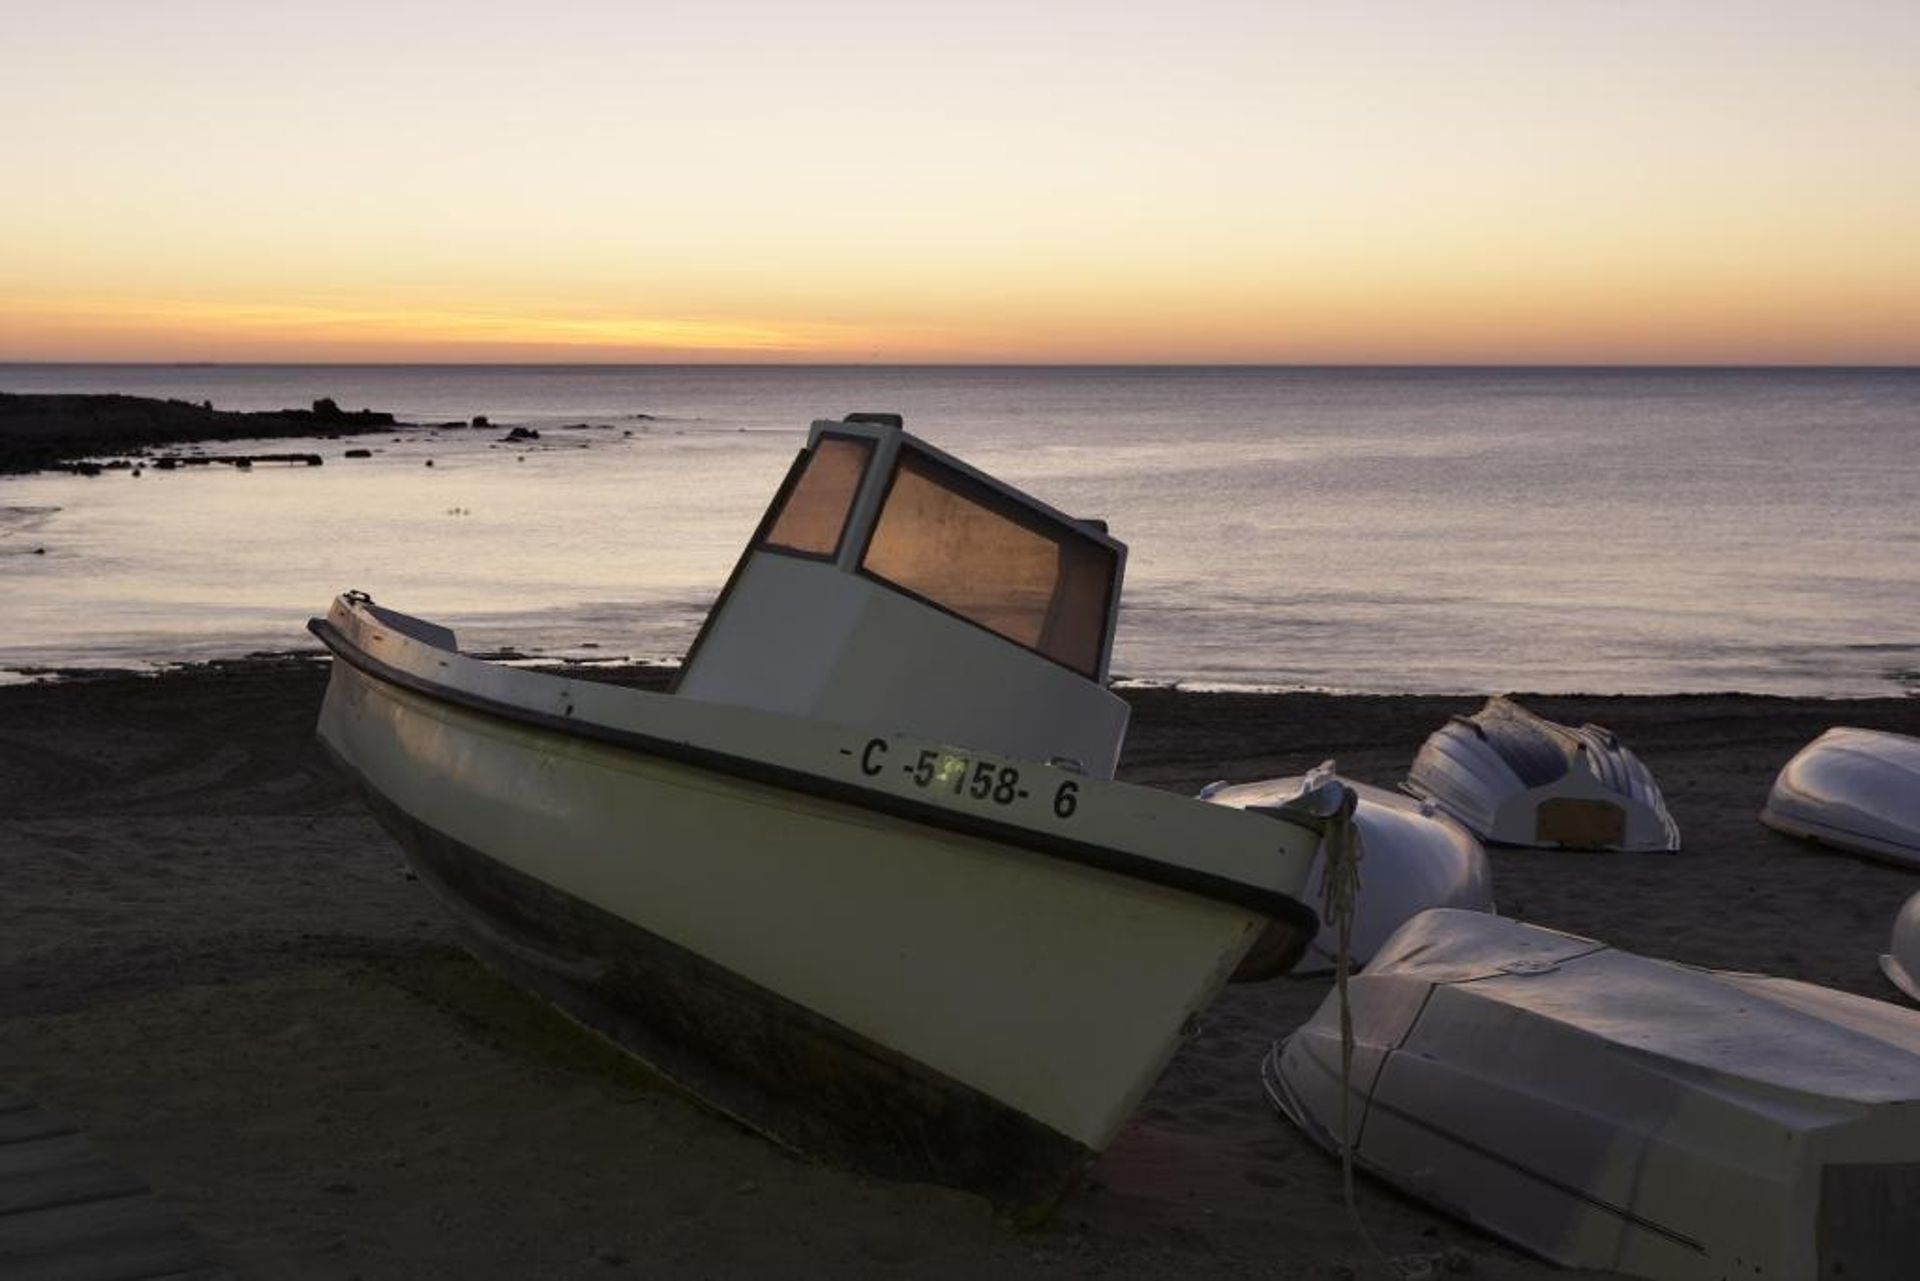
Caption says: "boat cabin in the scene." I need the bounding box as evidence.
[675,415,1132,778]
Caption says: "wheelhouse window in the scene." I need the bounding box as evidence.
[861,448,1117,678]
[761,435,874,559]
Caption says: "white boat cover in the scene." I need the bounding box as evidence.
[1404,696,1679,851]
[1201,766,1492,973]
[1882,890,1920,1003]
[1267,908,1920,1279]
[1762,727,1920,868]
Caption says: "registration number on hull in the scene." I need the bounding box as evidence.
[847,737,1079,820]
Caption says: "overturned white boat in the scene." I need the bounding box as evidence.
[1882,891,1920,1003]
[1761,727,1920,868]
[1200,766,1492,973]
[1267,909,1920,1279]
[311,414,1329,1215]
[1404,696,1679,851]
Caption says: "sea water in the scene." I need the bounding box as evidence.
[2,365,1915,696]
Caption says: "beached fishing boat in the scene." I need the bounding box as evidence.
[1266,909,1920,1279]
[1404,696,1679,851]
[1761,727,1920,868]
[1200,766,1491,973]
[310,414,1328,1215]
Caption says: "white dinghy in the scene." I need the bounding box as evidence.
[1761,727,1920,867]
[311,414,1330,1216]
[1266,909,1920,1279]
[1200,766,1492,973]
[1882,890,1920,1003]
[1404,695,1679,851]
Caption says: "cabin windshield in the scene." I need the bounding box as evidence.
[761,435,874,559]
[860,447,1116,678]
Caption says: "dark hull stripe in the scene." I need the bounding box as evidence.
[326,746,1097,1216]
[309,615,1319,935]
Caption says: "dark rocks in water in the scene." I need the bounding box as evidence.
[145,451,323,469]
[0,392,405,475]
[225,453,321,467]
[502,426,540,441]
[632,412,657,420]
[471,415,490,428]
[31,546,45,555]
[285,398,394,427]
[344,448,372,459]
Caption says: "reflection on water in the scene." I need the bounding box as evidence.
[2,366,1916,696]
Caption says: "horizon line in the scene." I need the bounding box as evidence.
[3,360,1917,372]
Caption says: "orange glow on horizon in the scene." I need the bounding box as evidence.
[0,297,892,362]
[4,271,1912,367]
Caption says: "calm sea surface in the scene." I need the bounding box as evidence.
[2,365,1915,697]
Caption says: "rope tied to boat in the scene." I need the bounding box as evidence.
[1320,784,1401,1277]
[1320,786,1366,1212]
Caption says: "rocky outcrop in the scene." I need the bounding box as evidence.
[0,393,407,474]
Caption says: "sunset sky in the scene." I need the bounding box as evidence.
[3,1,1915,364]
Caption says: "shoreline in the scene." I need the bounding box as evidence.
[7,646,1916,706]
[5,659,1919,1277]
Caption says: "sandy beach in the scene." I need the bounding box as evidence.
[3,658,1916,1278]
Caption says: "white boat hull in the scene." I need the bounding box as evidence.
[1762,727,1920,868]
[1882,890,1920,1003]
[312,595,1322,1213]
[1405,696,1679,851]
[1268,909,1920,1279]
[1201,773,1492,973]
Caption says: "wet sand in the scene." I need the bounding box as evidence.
[3,659,1917,1279]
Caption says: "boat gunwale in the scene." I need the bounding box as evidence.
[308,611,1321,931]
